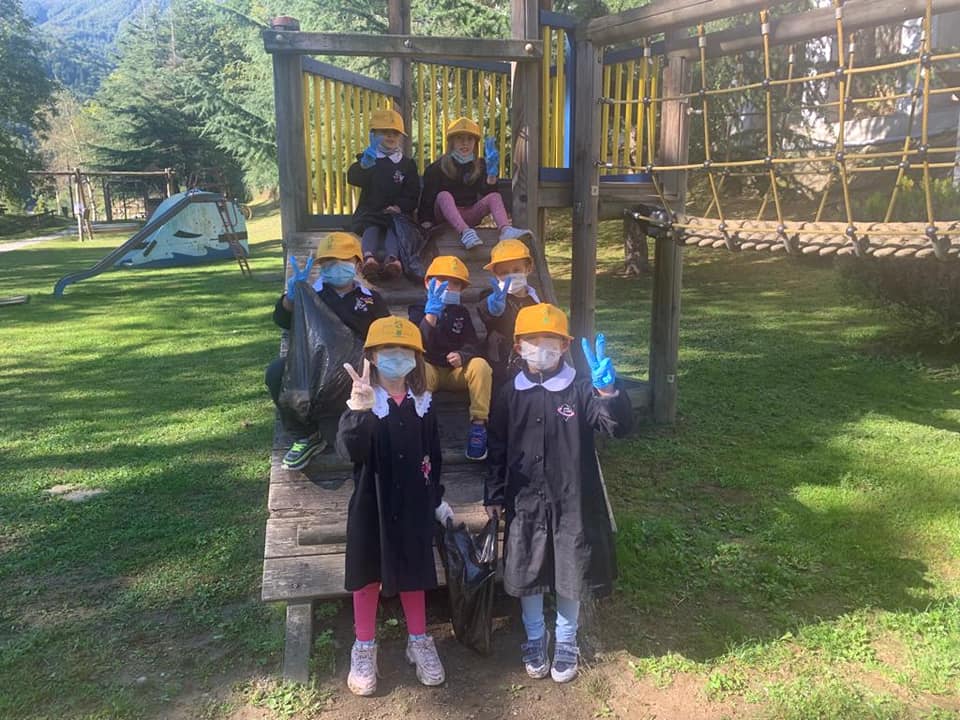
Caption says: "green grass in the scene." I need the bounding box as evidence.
[540,213,960,717]
[1,208,958,718]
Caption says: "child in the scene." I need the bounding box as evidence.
[347,108,421,280]
[409,255,493,461]
[419,116,530,250]
[265,232,390,470]
[477,238,542,390]
[485,304,632,683]
[336,316,455,696]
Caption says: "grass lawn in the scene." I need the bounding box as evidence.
[0,213,73,242]
[1,209,957,719]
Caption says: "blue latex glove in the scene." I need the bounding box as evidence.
[424,278,449,316]
[484,137,500,177]
[581,333,617,391]
[286,255,314,297]
[485,276,511,316]
[360,132,380,169]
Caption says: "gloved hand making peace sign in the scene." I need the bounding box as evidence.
[344,358,375,411]
[485,276,512,317]
[286,255,314,298]
[424,278,449,317]
[581,333,617,393]
[484,137,500,178]
[360,132,380,169]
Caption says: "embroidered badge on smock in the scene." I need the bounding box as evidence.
[452,316,464,334]
[557,403,576,420]
[354,295,373,312]
[421,454,432,484]
[393,170,405,184]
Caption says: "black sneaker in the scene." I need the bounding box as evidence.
[521,629,550,679]
[551,640,579,683]
[281,434,325,470]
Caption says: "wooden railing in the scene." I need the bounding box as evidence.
[540,14,573,171]
[600,46,661,179]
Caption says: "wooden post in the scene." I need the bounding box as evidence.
[281,601,313,683]
[388,0,413,155]
[510,0,541,231]
[570,39,603,366]
[74,169,85,242]
[649,35,690,424]
[103,179,113,223]
[164,168,176,198]
[270,16,309,247]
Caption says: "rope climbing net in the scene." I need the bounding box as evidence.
[607,0,960,260]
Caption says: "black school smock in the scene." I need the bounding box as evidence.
[418,157,494,225]
[272,281,390,336]
[485,361,633,600]
[336,387,444,595]
[347,154,421,234]
[476,286,541,387]
[408,303,481,368]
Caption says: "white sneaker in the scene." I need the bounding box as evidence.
[521,629,551,679]
[405,635,445,686]
[460,228,483,249]
[347,640,378,696]
[551,640,579,683]
[499,225,532,241]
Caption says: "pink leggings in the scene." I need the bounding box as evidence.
[353,582,426,641]
[434,191,510,233]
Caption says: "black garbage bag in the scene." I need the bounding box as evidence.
[440,514,499,655]
[278,280,364,430]
[391,214,428,282]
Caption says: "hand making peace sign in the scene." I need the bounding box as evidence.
[344,358,376,411]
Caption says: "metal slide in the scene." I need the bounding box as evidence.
[53,191,248,296]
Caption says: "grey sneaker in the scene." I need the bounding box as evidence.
[551,640,579,683]
[347,640,378,696]
[281,434,325,470]
[499,225,532,241]
[405,635,445,686]
[460,228,482,249]
[521,629,550,679]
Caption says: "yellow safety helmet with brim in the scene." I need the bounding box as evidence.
[369,108,406,135]
[483,238,534,271]
[514,303,573,341]
[445,116,482,143]
[315,231,363,263]
[425,255,471,286]
[365,316,424,353]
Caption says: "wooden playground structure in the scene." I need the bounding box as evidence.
[261,0,960,680]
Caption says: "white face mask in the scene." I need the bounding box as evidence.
[375,348,417,379]
[519,338,563,373]
[500,272,528,295]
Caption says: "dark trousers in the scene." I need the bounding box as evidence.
[361,225,400,260]
[264,356,311,438]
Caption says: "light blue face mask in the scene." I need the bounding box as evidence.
[376,348,417,379]
[441,289,461,305]
[320,260,357,288]
[452,150,475,164]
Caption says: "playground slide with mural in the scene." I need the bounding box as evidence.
[54,191,248,296]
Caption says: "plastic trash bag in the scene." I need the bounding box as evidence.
[391,214,427,282]
[440,514,499,655]
[278,280,364,429]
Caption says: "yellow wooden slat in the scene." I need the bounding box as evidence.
[623,61,635,172]
[611,63,624,173]
[554,31,566,167]
[302,73,314,214]
[648,57,659,168]
[333,82,343,214]
[499,72,508,174]
[417,65,426,174]
[637,53,648,174]
[312,76,323,213]
[467,69,475,129]
[484,72,496,144]
[323,78,333,212]
[352,85,362,212]
[429,65,437,164]
[601,64,611,175]
[441,66,449,149]
[541,26,552,167]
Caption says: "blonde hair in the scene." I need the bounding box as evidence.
[363,347,428,396]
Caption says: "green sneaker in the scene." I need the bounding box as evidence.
[281,434,326,470]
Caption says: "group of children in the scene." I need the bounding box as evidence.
[347,108,531,280]
[263,109,633,697]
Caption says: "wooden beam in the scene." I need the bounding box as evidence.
[648,35,690,425]
[584,0,769,46]
[300,57,401,98]
[570,39,603,364]
[270,17,309,248]
[510,0,542,231]
[388,0,414,155]
[281,601,313,683]
[264,31,542,62]
[669,0,960,60]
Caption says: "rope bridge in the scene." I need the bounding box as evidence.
[610,0,960,261]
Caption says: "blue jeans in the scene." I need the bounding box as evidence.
[520,593,580,644]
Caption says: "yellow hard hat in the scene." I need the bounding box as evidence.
[369,108,406,135]
[483,238,533,271]
[315,231,362,263]
[514,303,572,341]
[425,255,471,286]
[445,116,481,143]
[365,316,424,353]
